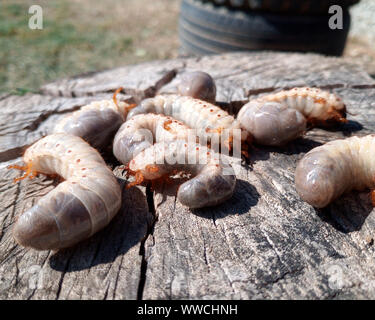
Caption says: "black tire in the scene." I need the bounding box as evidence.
[179,0,350,56]
[201,0,360,14]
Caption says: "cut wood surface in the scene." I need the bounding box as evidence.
[1,52,375,299]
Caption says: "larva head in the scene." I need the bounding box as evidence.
[327,105,347,124]
[295,150,337,208]
[238,101,306,146]
[313,92,347,124]
[177,71,216,103]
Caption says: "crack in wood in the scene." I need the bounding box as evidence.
[137,184,158,300]
[54,250,74,300]
[0,146,28,163]
[41,68,179,103]
[23,105,83,132]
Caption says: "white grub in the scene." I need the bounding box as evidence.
[126,94,247,146]
[237,87,346,146]
[10,133,121,250]
[295,135,375,208]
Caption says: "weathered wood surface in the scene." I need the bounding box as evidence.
[1,52,375,300]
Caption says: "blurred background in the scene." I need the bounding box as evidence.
[0,0,374,95]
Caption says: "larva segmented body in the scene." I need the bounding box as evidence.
[11,133,122,250]
[295,135,375,208]
[113,113,192,166]
[127,94,247,145]
[177,71,216,103]
[53,99,130,150]
[128,140,236,208]
[237,87,346,146]
[263,87,346,122]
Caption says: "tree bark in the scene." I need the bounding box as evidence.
[1,52,375,299]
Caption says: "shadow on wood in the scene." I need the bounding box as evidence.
[192,179,260,219]
[316,192,374,233]
[318,119,363,136]
[154,177,260,218]
[248,138,323,167]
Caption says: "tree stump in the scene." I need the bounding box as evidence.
[1,52,375,300]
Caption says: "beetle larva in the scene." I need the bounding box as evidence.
[177,71,216,103]
[295,135,375,208]
[237,87,346,146]
[127,140,236,208]
[113,113,192,166]
[127,94,247,148]
[53,89,135,150]
[8,133,122,250]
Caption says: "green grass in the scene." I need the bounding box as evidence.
[0,0,179,94]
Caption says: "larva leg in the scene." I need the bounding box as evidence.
[125,171,145,189]
[177,71,216,103]
[112,87,123,110]
[11,133,121,250]
[7,163,38,182]
[128,140,236,208]
[295,135,375,208]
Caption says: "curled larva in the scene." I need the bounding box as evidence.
[53,94,133,149]
[8,133,122,250]
[295,135,375,208]
[177,71,216,103]
[128,140,236,208]
[113,113,192,166]
[127,94,247,146]
[237,87,346,146]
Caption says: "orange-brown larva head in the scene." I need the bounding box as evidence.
[146,164,159,173]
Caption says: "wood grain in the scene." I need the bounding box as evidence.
[1,52,375,299]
